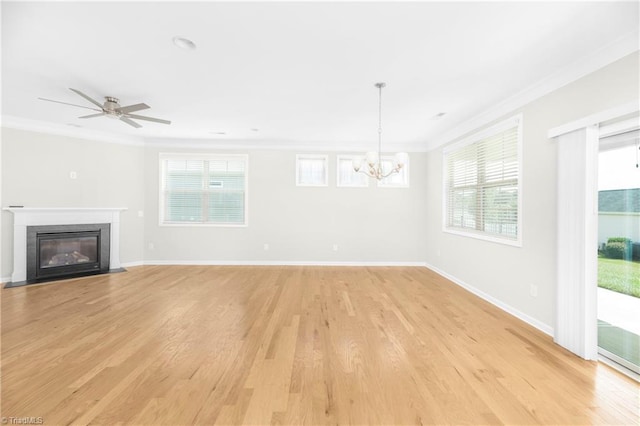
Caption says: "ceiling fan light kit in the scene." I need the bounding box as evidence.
[353,82,408,180]
[38,88,171,128]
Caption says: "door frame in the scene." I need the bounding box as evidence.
[549,101,639,361]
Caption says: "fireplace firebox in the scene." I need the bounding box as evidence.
[26,224,110,282]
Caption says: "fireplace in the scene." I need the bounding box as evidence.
[26,224,110,282]
[4,207,125,287]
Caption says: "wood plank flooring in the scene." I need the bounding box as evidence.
[1,266,638,425]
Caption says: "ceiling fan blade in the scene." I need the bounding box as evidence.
[120,116,142,128]
[126,113,171,125]
[116,103,150,114]
[69,88,104,109]
[38,97,102,111]
[78,113,106,119]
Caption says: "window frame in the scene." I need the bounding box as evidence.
[336,155,369,188]
[377,155,410,188]
[442,114,523,247]
[158,153,249,228]
[296,154,329,187]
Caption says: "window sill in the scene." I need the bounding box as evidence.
[159,222,248,228]
[443,227,522,247]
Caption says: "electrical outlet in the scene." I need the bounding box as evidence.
[148,242,155,250]
[530,284,538,298]
[333,244,339,251]
[264,243,269,251]
[437,249,441,257]
[69,171,77,179]
[138,210,144,217]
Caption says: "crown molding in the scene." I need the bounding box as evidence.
[426,29,640,152]
[143,137,428,153]
[3,28,638,154]
[1,115,427,152]
[1,115,145,146]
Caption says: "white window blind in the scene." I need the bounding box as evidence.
[444,116,521,243]
[296,155,328,186]
[160,154,248,226]
[337,155,369,187]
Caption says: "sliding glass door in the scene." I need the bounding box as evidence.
[597,134,640,375]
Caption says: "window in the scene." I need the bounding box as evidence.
[159,154,248,226]
[296,154,328,186]
[337,155,369,187]
[443,115,522,245]
[378,156,410,188]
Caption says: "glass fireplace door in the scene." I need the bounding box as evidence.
[36,231,101,278]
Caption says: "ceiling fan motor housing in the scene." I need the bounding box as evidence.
[104,97,121,118]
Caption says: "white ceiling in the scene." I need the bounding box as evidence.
[2,1,639,151]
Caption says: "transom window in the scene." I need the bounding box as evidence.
[337,155,369,187]
[296,154,328,186]
[443,115,522,245]
[159,154,248,226]
[378,156,410,188]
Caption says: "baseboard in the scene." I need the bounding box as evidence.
[1,275,11,284]
[424,262,554,337]
[3,260,553,339]
[143,260,428,267]
[121,261,145,268]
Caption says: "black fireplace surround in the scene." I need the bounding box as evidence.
[26,223,110,283]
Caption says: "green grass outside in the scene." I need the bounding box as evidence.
[598,257,640,298]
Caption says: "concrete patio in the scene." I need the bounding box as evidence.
[598,287,640,337]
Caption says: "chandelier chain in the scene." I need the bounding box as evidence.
[353,82,407,180]
[378,83,383,176]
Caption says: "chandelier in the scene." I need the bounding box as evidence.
[353,82,408,180]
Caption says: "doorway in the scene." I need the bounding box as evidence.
[597,126,640,375]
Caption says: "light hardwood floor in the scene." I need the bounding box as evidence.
[1,266,638,425]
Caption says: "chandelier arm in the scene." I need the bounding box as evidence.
[380,168,400,179]
[356,168,376,178]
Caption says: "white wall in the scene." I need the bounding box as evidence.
[424,52,640,331]
[0,128,146,277]
[143,147,428,263]
[1,51,637,338]
[0,129,428,279]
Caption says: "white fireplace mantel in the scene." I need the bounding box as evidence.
[4,207,127,284]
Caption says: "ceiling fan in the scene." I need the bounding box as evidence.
[38,88,171,128]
